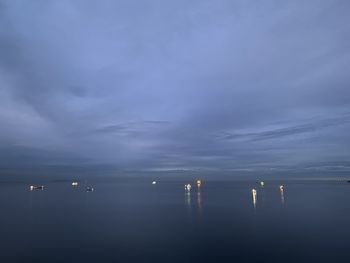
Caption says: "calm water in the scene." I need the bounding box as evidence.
[0,178,349,262]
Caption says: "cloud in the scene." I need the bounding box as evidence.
[0,0,350,173]
[94,120,170,135]
[217,114,350,142]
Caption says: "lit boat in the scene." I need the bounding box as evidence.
[152,181,157,185]
[30,185,44,191]
[72,182,79,186]
[185,184,192,191]
[196,180,202,188]
[86,186,94,192]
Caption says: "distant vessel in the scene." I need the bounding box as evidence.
[152,181,157,185]
[72,182,79,186]
[30,185,44,191]
[86,186,94,192]
[196,180,202,188]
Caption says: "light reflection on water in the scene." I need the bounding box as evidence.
[185,191,192,220]
[252,188,257,209]
[280,186,285,205]
[197,190,202,220]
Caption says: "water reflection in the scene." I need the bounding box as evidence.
[185,183,192,215]
[197,191,202,208]
[185,190,192,220]
[186,192,191,206]
[197,189,202,219]
[280,185,285,205]
[252,189,257,209]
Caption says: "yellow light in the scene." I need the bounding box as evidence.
[196,180,201,188]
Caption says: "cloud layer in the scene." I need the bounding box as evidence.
[1,0,350,172]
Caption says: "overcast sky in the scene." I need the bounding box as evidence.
[1,0,350,172]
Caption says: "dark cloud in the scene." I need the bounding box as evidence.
[0,0,350,173]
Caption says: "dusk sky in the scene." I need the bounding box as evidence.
[1,0,350,172]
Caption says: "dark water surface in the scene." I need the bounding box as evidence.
[1,178,349,262]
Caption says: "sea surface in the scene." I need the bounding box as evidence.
[0,178,349,263]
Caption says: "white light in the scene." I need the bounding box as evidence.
[185,184,192,191]
[152,181,157,185]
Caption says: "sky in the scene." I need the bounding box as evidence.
[0,0,350,173]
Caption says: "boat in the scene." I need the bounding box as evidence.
[71,182,79,186]
[86,186,94,192]
[29,185,44,191]
[184,184,192,191]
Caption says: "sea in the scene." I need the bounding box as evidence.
[0,176,349,262]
